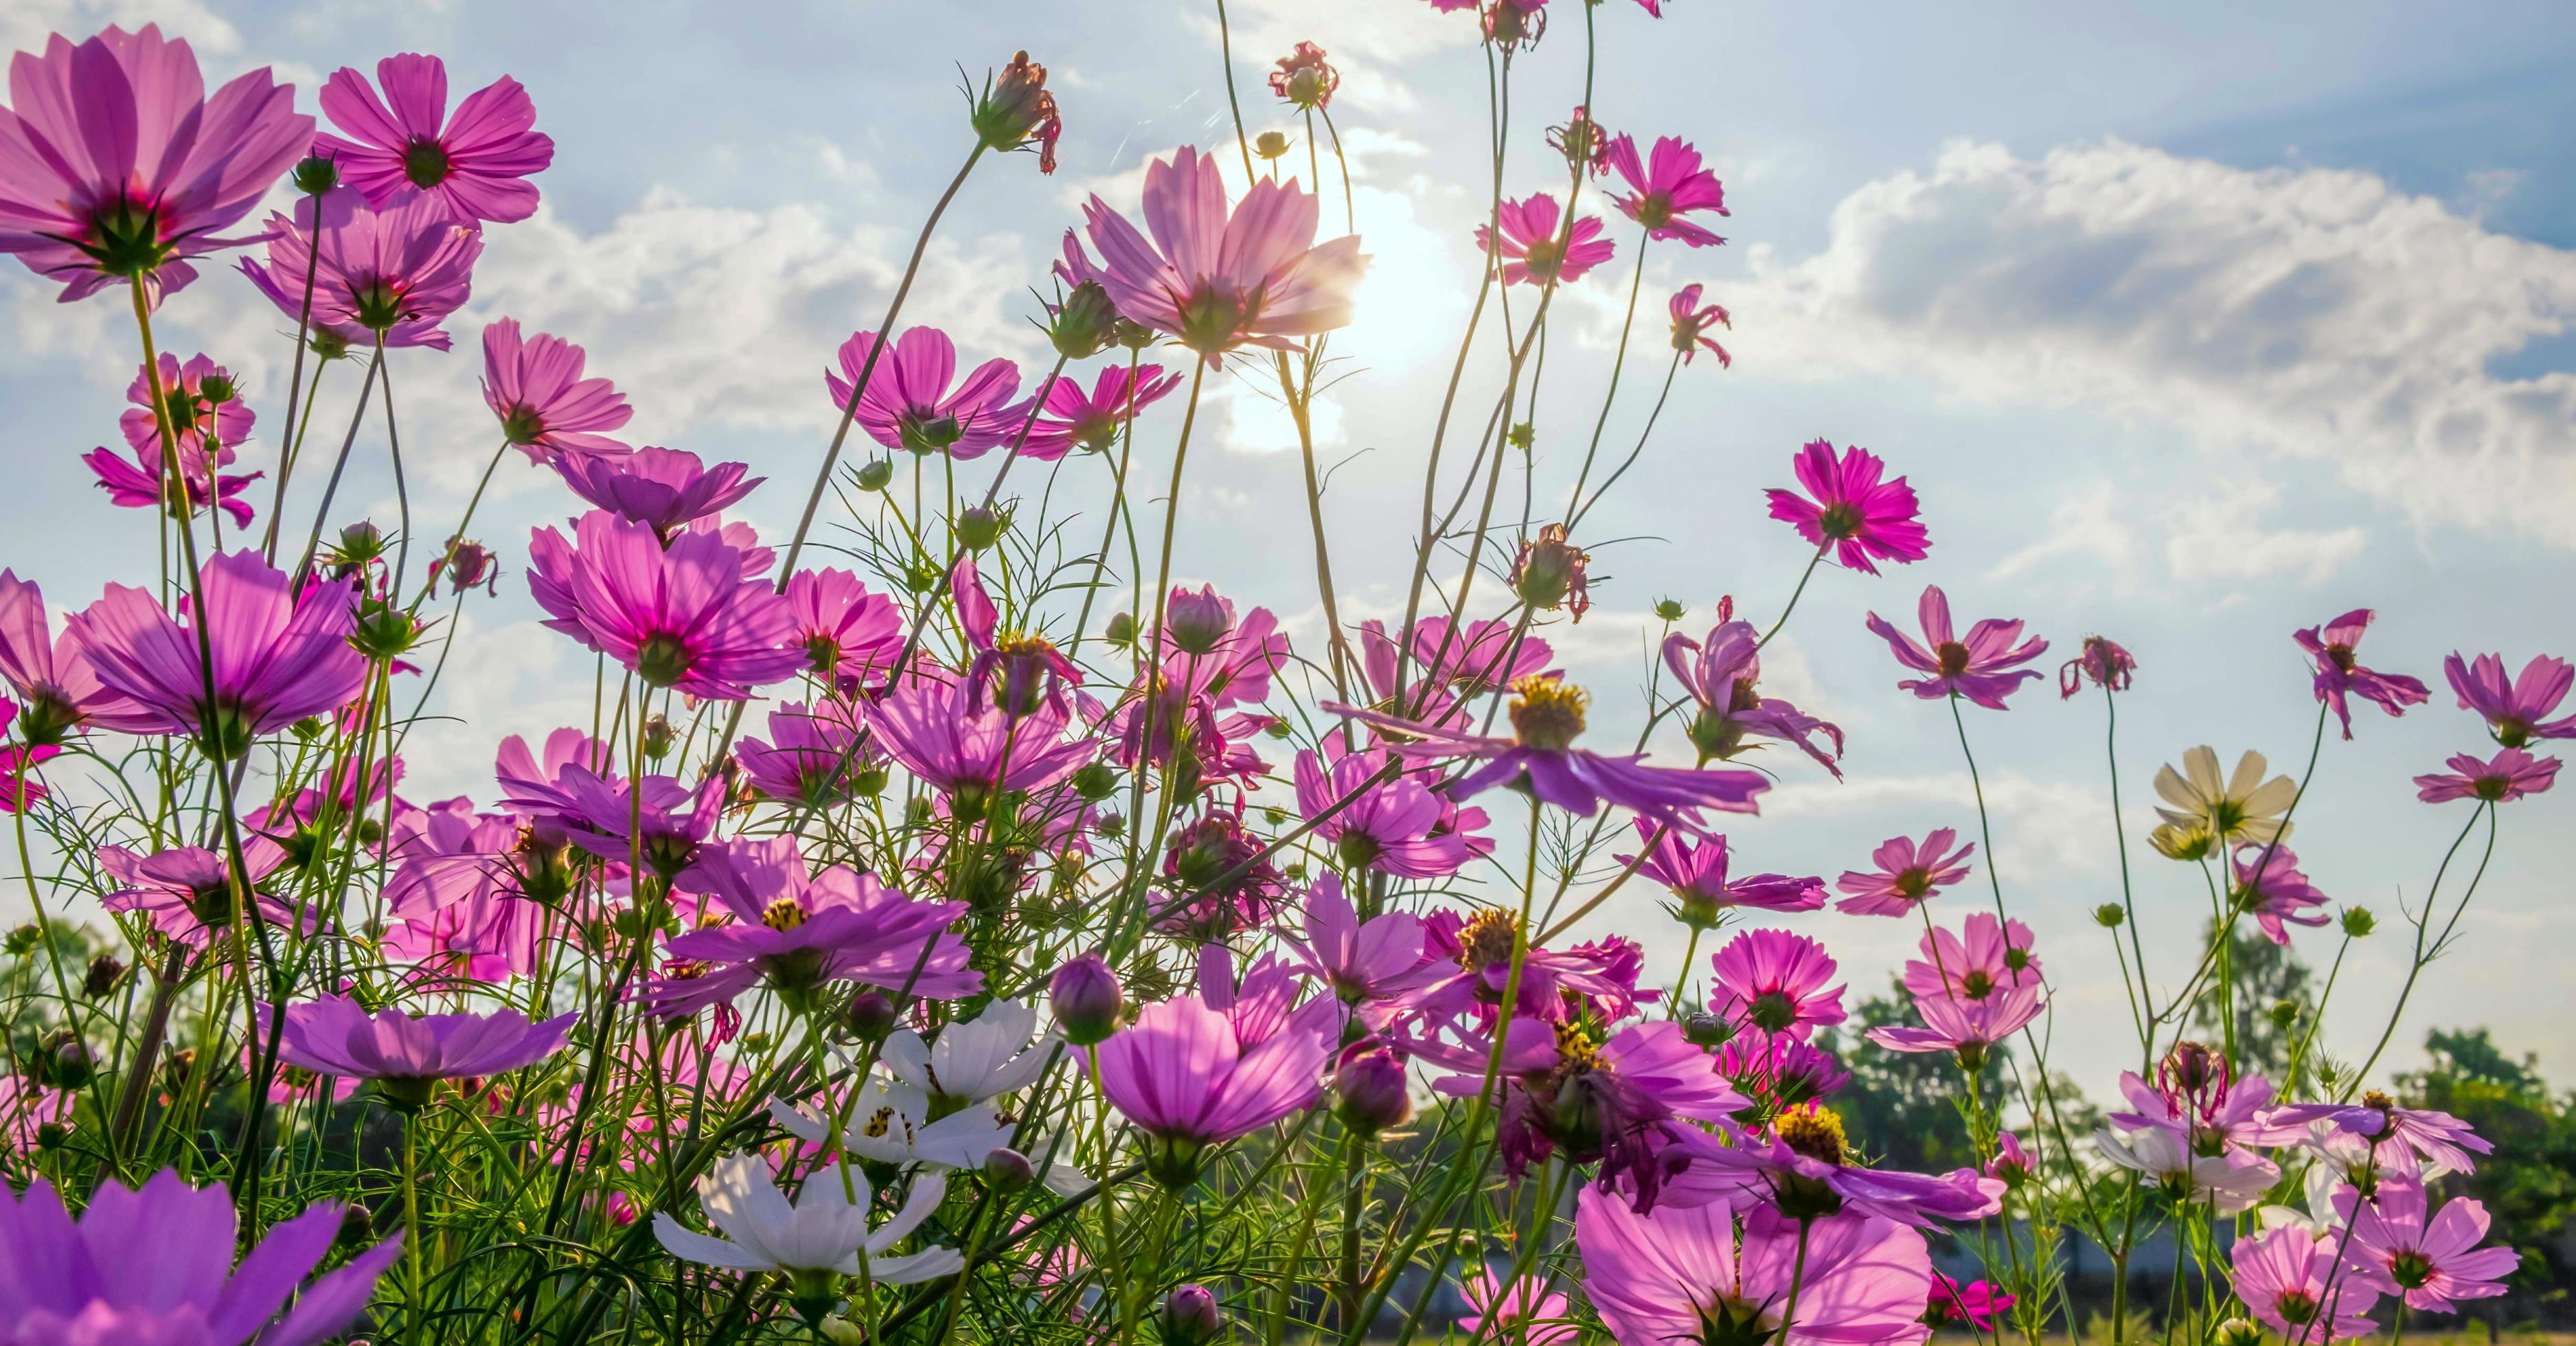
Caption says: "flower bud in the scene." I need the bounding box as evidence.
[1163,584,1235,655]
[855,457,896,492]
[1253,130,1291,161]
[3,924,36,957]
[1682,1011,1734,1049]
[2213,1319,2264,1346]
[41,1033,93,1089]
[639,714,675,760]
[293,154,341,196]
[983,1146,1036,1190]
[1072,762,1119,801]
[844,990,900,1041]
[2340,907,2376,937]
[34,1121,67,1151]
[1510,523,1589,621]
[957,506,1009,551]
[1050,955,1124,1047]
[1653,597,1686,623]
[1049,280,1121,361]
[82,953,127,999]
[1163,1284,1221,1346]
[2269,999,2301,1030]
[2093,903,2126,928]
[1104,611,1137,649]
[336,1202,376,1248]
[1332,1045,1412,1137]
[971,51,1062,173]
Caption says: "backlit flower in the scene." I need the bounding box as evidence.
[1082,145,1365,359]
[1477,194,1615,286]
[828,326,1023,459]
[1766,440,1930,575]
[1709,929,1846,1039]
[1097,990,1337,1187]
[2296,608,2429,740]
[275,995,574,1109]
[1575,1189,1933,1346]
[1663,614,1843,775]
[2154,746,2296,850]
[315,53,553,223]
[2230,844,2330,945]
[554,446,762,537]
[1020,363,1182,459]
[2414,746,2558,803]
[1668,284,1731,367]
[2060,635,2136,698]
[1620,820,1825,926]
[525,510,804,700]
[2443,652,2575,749]
[2335,1178,2520,1312]
[2231,1224,2378,1340]
[1602,133,1729,247]
[1268,42,1339,109]
[654,1153,960,1288]
[1835,830,1974,917]
[1867,586,2047,709]
[481,318,632,461]
[240,185,481,348]
[1296,744,1487,878]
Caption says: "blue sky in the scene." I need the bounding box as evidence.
[3,0,2571,1099]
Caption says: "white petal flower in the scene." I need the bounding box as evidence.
[882,999,1056,1105]
[653,1152,961,1281]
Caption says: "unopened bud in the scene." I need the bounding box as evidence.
[1072,762,1119,801]
[1163,584,1234,655]
[2213,1319,2264,1346]
[1653,598,1685,623]
[1050,955,1124,1047]
[336,1202,376,1248]
[844,990,900,1041]
[41,1034,93,1089]
[855,458,895,492]
[2093,903,2126,928]
[1682,1011,1734,1049]
[1104,612,1137,649]
[1049,281,1120,361]
[1254,130,1292,160]
[3,924,36,957]
[983,1146,1036,1189]
[82,953,127,999]
[639,714,675,760]
[1332,1042,1412,1136]
[957,507,1008,551]
[293,155,340,196]
[2340,907,2375,937]
[1163,1284,1221,1346]
[2270,999,2301,1030]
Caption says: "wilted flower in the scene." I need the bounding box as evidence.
[2295,608,2429,740]
[970,51,1060,172]
[2060,635,2136,697]
[1668,284,1732,367]
[1268,42,1339,109]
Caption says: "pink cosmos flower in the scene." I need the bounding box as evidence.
[554,446,762,537]
[1573,1190,1933,1346]
[499,760,725,884]
[1359,617,1555,718]
[0,1169,400,1345]
[1096,988,1338,1187]
[120,352,252,458]
[1716,1029,1850,1115]
[2230,844,2329,946]
[1602,134,1730,247]
[1018,363,1182,459]
[1280,875,1439,1015]
[1457,1270,1575,1345]
[240,185,482,349]
[1697,1104,2005,1225]
[276,995,574,1106]
[1867,981,2045,1071]
[67,550,367,755]
[2108,1054,2290,1159]
[482,318,632,461]
[1669,283,1731,367]
[2336,1179,2520,1312]
[314,53,553,224]
[868,677,1096,803]
[1923,1274,2015,1332]
[1899,913,2042,1002]
[0,570,115,742]
[2060,635,2137,698]
[2444,652,2575,749]
[1663,614,1843,775]
[952,556,1082,720]
[2414,746,2559,803]
[1295,744,1485,878]
[83,436,261,528]
[0,25,311,305]
[736,700,882,806]
[784,567,903,687]
[2232,1224,2379,1340]
[1766,440,1930,575]
[828,327,1023,459]
[0,700,56,812]
[1621,820,1826,922]
[1987,1132,2034,1186]
[2267,1093,2491,1175]
[1867,586,2048,709]
[1710,929,1846,1039]
[383,799,537,979]
[98,841,310,948]
[645,836,974,1016]
[1835,830,1975,917]
[1403,911,1654,1029]
[0,1075,71,1154]
[525,510,804,700]
[1476,193,1615,287]
[1082,145,1366,359]
[1331,677,1767,838]
[2296,609,2429,740]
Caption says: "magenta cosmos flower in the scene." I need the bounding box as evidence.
[555,446,762,537]
[1924,1274,2015,1333]
[1082,145,1365,360]
[483,318,632,461]
[2231,1225,2379,1340]
[2335,1179,2520,1312]
[526,510,804,700]
[240,185,482,349]
[1697,1104,2005,1225]
[1458,1270,1575,1346]
[2444,652,2574,748]
[1295,744,1486,878]
[0,571,124,741]
[2267,1091,2491,1174]
[1664,614,1843,775]
[1019,363,1182,459]
[119,352,251,458]
[827,326,1023,459]
[1710,928,1847,1038]
[1900,913,2042,1002]
[1281,875,1440,1015]
[1097,989,1338,1187]
[737,700,882,806]
[1332,677,1768,837]
[0,25,310,305]
[1475,193,1615,286]
[84,434,260,528]
[0,1169,400,1345]
[1867,586,2049,709]
[315,53,553,224]
[867,677,1095,803]
[1766,440,1929,575]
[1602,134,1730,247]
[275,995,574,1108]
[783,567,903,686]
[98,841,308,948]
[1620,819,1825,924]
[1868,979,2046,1071]
[1836,829,1974,917]
[67,550,367,755]
[2229,844,2329,945]
[2295,608,2428,740]
[1574,1190,1932,1346]
[1669,283,1731,367]
[2415,746,2559,803]
[645,836,973,1016]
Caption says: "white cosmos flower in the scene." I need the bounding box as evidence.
[771,1076,1090,1196]
[2094,1124,2278,1214]
[652,1152,962,1284]
[883,999,1055,1106]
[2152,746,2298,847]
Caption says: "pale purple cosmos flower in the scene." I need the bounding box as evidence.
[1295,745,1485,878]
[1330,677,1767,838]
[1602,134,1730,247]
[1475,193,1615,286]
[2231,1225,2379,1340]
[736,700,882,806]
[240,185,482,349]
[2266,1092,2492,1175]
[67,550,367,754]
[2295,608,2429,740]
[1867,585,2048,709]
[828,327,1023,458]
[1710,929,1847,1040]
[1018,363,1183,459]
[2334,1178,2520,1312]
[84,435,261,528]
[2443,652,2575,749]
[2108,1053,2290,1159]
[869,677,1096,804]
[482,318,632,461]
[1096,988,1337,1187]
[1575,1190,1933,1346]
[1280,874,1439,1016]
[315,52,554,223]
[2230,844,2330,946]
[0,571,116,742]
[554,446,762,537]
[1868,981,2044,1071]
[2095,1122,2278,1212]
[1669,283,1731,367]
[784,567,903,687]
[0,1168,400,1345]
[1835,829,1974,917]
[1619,820,1826,924]
[645,836,974,1016]
[1457,1270,1575,1345]
[1898,913,2042,1002]
[2060,635,2137,698]
[276,995,574,1108]
[120,352,252,457]
[98,840,307,948]
[499,761,725,883]
[0,25,311,305]
[1663,614,1844,775]
[1082,145,1366,360]
[2414,746,2559,803]
[1695,1104,2005,1224]
[1766,440,1930,575]
[525,510,804,700]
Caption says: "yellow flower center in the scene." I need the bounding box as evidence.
[1507,677,1589,751]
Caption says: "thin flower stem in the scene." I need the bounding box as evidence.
[1566,347,1683,532]
[1781,1216,1814,1342]
[1213,0,1255,181]
[1948,690,2012,930]
[403,1111,426,1338]
[1560,221,1653,517]
[1756,541,1830,650]
[2351,799,2498,1088]
[408,440,508,611]
[258,207,326,560]
[375,333,411,584]
[289,345,386,589]
[2102,682,2155,1058]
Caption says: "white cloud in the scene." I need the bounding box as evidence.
[1744,139,2576,544]
[1993,474,2364,592]
[1763,769,2127,885]
[3,1,241,62]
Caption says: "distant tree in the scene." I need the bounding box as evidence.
[2186,919,2313,1079]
